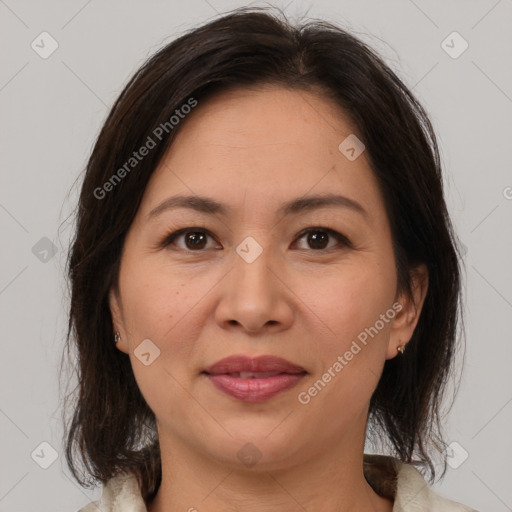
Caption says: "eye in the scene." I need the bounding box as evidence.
[161,228,219,251]
[160,226,351,252]
[293,227,351,251]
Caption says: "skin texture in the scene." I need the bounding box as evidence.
[110,85,428,512]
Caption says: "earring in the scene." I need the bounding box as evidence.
[114,331,120,344]
[397,343,406,355]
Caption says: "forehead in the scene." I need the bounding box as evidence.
[138,85,384,226]
[173,84,359,151]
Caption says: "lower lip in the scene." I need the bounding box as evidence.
[204,373,306,402]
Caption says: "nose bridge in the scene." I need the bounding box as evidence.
[213,231,287,331]
[233,233,275,289]
[211,205,299,331]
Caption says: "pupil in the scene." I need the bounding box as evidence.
[309,231,328,249]
[186,232,206,249]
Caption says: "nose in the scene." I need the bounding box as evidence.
[214,242,294,335]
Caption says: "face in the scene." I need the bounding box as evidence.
[110,85,427,470]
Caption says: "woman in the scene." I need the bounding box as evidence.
[63,6,478,511]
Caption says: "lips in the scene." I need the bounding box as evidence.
[202,355,307,402]
[203,355,306,376]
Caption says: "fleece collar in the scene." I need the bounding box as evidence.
[78,454,477,511]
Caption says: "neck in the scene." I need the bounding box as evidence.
[147,425,393,512]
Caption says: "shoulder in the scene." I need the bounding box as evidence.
[363,453,480,512]
[75,472,147,512]
[394,459,479,512]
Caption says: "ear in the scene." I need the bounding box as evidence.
[109,287,129,354]
[386,263,429,359]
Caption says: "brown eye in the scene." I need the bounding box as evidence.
[294,228,351,251]
[183,231,208,250]
[307,230,329,250]
[161,228,218,251]
[161,226,351,253]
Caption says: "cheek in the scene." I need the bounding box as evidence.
[294,267,394,428]
[119,255,210,380]
[299,259,395,351]
[120,261,204,417]
[121,252,193,333]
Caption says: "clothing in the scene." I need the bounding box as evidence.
[77,454,478,512]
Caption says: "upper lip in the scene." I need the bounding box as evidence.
[203,355,306,375]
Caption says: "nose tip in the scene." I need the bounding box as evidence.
[215,253,293,334]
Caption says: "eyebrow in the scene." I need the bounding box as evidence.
[147,193,368,221]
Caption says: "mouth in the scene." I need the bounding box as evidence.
[203,354,306,375]
[202,355,308,403]
[204,371,303,378]
[202,372,307,402]
[201,355,307,402]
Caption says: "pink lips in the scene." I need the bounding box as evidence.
[203,355,307,402]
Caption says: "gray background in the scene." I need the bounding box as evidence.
[1,0,511,510]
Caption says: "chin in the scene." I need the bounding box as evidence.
[198,427,306,471]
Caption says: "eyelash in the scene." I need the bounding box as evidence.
[159,226,352,253]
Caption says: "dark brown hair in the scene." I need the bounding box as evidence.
[62,5,464,503]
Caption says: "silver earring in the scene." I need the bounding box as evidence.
[114,332,120,344]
